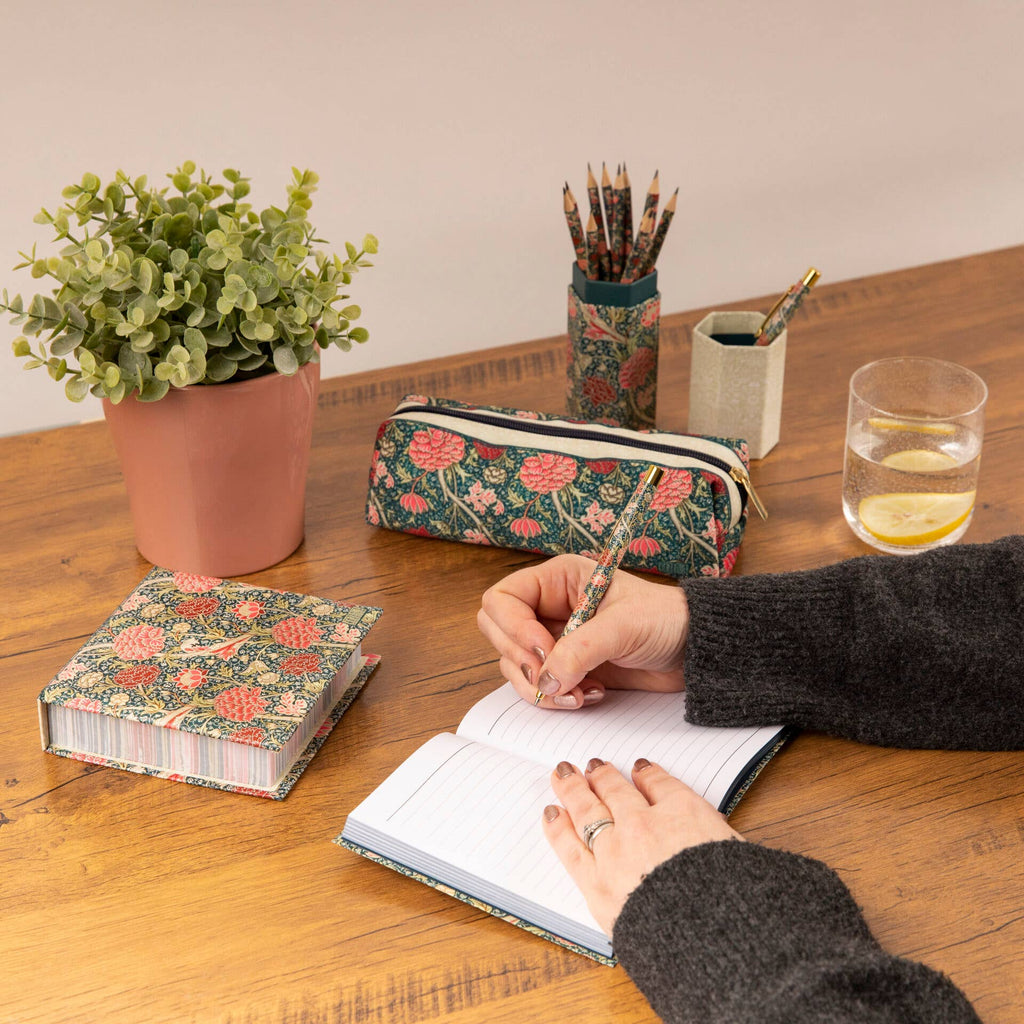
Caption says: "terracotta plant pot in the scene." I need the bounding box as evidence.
[103,361,320,577]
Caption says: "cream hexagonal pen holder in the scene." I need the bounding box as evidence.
[687,311,786,460]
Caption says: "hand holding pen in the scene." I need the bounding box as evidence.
[476,467,692,711]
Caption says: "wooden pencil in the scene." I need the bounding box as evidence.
[638,187,678,277]
[620,208,655,284]
[638,170,659,237]
[563,185,588,273]
[586,165,608,248]
[610,167,626,281]
[600,162,615,252]
[621,163,634,271]
[595,231,610,282]
[585,212,600,280]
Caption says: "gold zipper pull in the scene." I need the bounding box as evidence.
[729,466,768,520]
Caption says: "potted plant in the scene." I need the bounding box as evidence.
[3,162,377,575]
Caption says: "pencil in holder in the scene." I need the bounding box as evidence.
[566,264,660,429]
[687,310,786,460]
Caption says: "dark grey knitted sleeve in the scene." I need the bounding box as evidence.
[680,535,1024,749]
[613,841,981,1024]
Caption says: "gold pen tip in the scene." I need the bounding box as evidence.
[643,465,664,487]
[803,267,820,288]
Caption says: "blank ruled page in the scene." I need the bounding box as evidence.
[458,682,784,811]
[345,733,600,935]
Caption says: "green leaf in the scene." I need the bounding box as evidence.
[139,377,170,402]
[340,304,361,320]
[363,233,379,254]
[170,248,189,273]
[184,327,207,353]
[272,346,299,374]
[349,327,369,343]
[81,172,101,193]
[205,353,237,381]
[345,241,358,260]
[65,376,90,401]
[49,332,82,357]
[12,337,31,357]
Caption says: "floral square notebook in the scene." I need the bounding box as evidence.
[38,567,381,798]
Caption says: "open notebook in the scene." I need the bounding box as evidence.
[337,682,790,964]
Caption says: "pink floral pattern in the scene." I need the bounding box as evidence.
[232,600,264,621]
[566,286,660,428]
[214,685,268,722]
[408,429,465,471]
[40,567,382,754]
[520,453,577,493]
[174,668,208,691]
[174,596,220,618]
[367,396,749,579]
[112,624,166,661]
[114,664,161,688]
[172,572,222,593]
[271,616,324,649]
[282,652,321,675]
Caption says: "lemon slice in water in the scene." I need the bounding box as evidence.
[858,491,976,546]
[880,448,958,472]
[867,417,956,436]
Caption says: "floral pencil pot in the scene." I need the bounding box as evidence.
[566,264,660,429]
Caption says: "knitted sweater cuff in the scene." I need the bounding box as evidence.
[612,842,979,1024]
[680,536,1024,749]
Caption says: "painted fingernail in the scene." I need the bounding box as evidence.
[634,757,653,772]
[538,669,561,695]
[543,804,560,822]
[520,663,533,685]
[554,693,579,708]
[532,646,546,661]
[585,757,605,774]
[555,761,575,778]
[582,687,604,705]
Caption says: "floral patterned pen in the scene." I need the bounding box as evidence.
[754,267,821,346]
[533,465,664,704]
[531,464,664,705]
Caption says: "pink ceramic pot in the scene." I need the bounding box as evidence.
[103,361,320,577]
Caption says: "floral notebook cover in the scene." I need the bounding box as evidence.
[38,567,381,798]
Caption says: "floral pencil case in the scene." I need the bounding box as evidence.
[365,395,763,578]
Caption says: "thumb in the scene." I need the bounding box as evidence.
[537,614,630,697]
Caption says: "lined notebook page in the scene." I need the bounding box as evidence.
[458,682,783,811]
[346,733,600,935]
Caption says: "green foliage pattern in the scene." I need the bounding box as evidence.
[4,163,377,402]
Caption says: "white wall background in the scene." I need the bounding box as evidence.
[1,0,1022,434]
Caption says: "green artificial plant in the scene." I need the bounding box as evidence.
[3,162,377,402]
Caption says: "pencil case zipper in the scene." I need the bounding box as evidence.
[389,402,767,523]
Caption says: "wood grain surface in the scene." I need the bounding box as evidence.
[3,247,1023,1024]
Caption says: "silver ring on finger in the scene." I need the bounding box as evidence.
[582,817,614,852]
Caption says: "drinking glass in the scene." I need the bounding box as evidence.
[842,357,987,554]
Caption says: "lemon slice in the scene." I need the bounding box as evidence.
[868,417,956,436]
[880,448,958,472]
[858,491,976,546]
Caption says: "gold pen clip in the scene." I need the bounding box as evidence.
[755,266,820,339]
[729,466,768,520]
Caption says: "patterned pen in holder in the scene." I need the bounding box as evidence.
[566,263,660,429]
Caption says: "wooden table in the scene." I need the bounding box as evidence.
[3,247,1023,1024]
